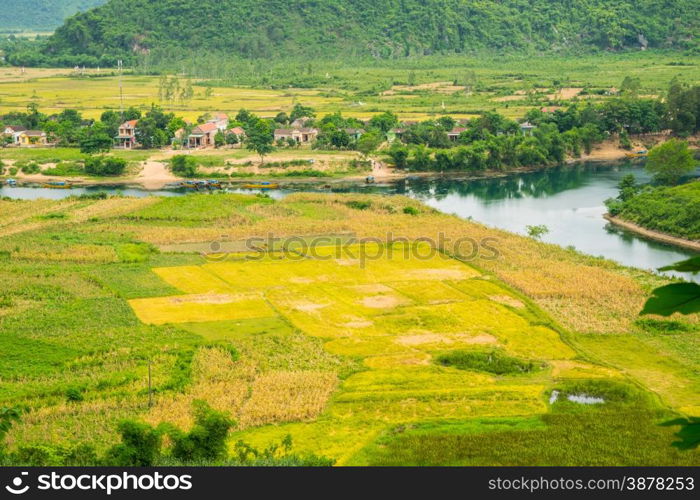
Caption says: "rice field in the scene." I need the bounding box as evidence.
[0,192,698,465]
[0,51,697,121]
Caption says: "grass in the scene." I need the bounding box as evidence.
[0,191,697,465]
[436,349,543,375]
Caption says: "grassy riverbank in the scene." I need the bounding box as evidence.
[610,180,700,242]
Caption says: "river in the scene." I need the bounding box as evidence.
[1,162,698,281]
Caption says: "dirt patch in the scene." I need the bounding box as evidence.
[490,295,525,308]
[293,302,329,313]
[548,87,583,100]
[137,161,179,189]
[342,318,374,328]
[361,294,408,309]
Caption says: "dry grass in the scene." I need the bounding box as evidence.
[239,371,338,427]
[146,347,255,430]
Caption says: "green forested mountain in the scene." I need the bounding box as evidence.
[15,0,700,65]
[0,1,108,31]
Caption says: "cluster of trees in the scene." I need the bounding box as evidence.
[386,84,700,172]
[0,104,185,152]
[4,0,697,67]
[605,139,698,239]
[387,112,601,172]
[0,401,331,466]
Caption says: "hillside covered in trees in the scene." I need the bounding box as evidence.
[13,0,699,66]
[1,0,107,31]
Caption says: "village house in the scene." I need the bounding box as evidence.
[187,113,229,148]
[17,130,48,147]
[227,126,245,147]
[3,125,26,136]
[520,121,536,136]
[274,127,319,144]
[116,120,139,149]
[447,127,467,141]
[187,122,220,148]
[3,125,27,144]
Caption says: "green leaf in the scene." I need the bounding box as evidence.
[640,283,700,316]
[659,256,700,274]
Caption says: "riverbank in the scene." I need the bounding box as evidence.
[604,214,700,252]
[1,135,654,190]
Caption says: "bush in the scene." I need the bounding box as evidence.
[84,156,127,176]
[436,349,541,375]
[346,200,372,210]
[170,155,198,177]
[170,401,235,463]
[65,387,84,402]
[104,420,162,466]
[403,206,420,215]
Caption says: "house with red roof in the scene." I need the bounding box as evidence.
[187,113,230,148]
[116,120,139,149]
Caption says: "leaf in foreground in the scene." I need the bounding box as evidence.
[658,256,700,274]
[640,283,700,316]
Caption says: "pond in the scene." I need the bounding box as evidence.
[1,162,698,281]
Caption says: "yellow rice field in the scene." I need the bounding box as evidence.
[126,242,593,461]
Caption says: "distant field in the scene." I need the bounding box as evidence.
[0,52,698,121]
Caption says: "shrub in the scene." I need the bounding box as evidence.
[403,206,420,215]
[170,401,235,463]
[436,349,541,375]
[65,387,85,402]
[170,155,198,177]
[84,156,127,176]
[103,420,162,466]
[346,200,372,210]
[11,445,64,466]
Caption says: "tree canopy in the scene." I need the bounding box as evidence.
[7,0,696,66]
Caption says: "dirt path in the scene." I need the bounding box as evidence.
[604,214,700,252]
[137,161,180,189]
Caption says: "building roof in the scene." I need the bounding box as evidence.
[4,125,27,132]
[298,128,318,134]
[121,120,138,128]
[345,128,365,135]
[228,127,245,135]
[448,127,467,135]
[520,121,535,129]
[192,122,219,134]
[274,129,295,135]
[23,130,46,136]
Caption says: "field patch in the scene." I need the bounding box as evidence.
[129,292,275,325]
